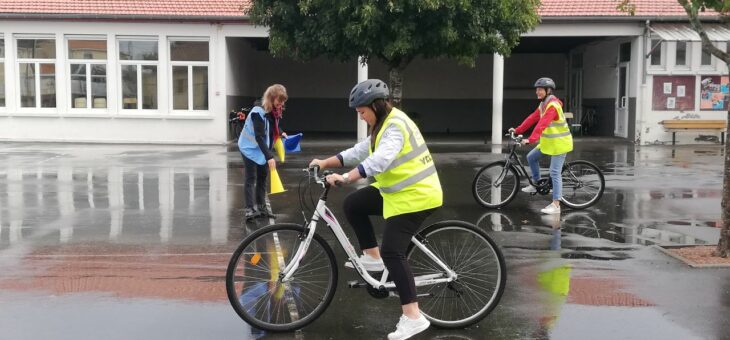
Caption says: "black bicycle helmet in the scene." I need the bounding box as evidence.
[349,79,389,108]
[534,77,556,89]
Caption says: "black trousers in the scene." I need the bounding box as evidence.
[343,186,435,305]
[242,154,268,210]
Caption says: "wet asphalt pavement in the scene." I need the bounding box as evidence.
[0,137,728,340]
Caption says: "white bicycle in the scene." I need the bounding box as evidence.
[226,166,506,331]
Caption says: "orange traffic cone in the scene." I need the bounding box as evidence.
[273,138,285,163]
[270,168,286,194]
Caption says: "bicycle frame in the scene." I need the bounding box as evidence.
[494,138,541,189]
[280,169,457,290]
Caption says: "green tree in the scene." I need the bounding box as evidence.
[619,0,730,257]
[246,0,540,107]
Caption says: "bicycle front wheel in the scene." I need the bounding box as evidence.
[226,223,338,332]
[472,161,520,209]
[407,220,506,329]
[560,160,605,209]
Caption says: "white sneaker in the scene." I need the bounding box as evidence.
[540,203,561,215]
[344,254,385,272]
[521,185,537,193]
[387,314,430,340]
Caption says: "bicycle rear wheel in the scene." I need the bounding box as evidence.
[472,161,520,209]
[407,220,506,328]
[226,223,338,332]
[560,160,605,209]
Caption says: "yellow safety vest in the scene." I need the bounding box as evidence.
[537,100,573,155]
[370,108,443,219]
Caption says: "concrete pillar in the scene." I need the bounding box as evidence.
[357,57,369,141]
[492,53,504,146]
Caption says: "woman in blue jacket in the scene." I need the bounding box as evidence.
[238,84,288,219]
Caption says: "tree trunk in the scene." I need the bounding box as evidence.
[389,67,404,108]
[719,67,730,257]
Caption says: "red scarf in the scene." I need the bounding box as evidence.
[271,106,283,138]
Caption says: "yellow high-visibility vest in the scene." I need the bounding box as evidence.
[537,100,573,155]
[370,108,443,218]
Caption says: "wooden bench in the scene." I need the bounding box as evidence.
[659,120,726,145]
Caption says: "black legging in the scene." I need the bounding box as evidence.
[242,154,268,209]
[343,186,435,305]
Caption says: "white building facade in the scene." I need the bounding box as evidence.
[0,20,265,144]
[0,1,726,145]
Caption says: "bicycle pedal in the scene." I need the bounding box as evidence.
[347,280,368,288]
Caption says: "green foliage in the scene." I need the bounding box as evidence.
[246,0,541,69]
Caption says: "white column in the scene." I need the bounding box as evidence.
[491,53,504,146]
[634,35,646,144]
[357,57,368,141]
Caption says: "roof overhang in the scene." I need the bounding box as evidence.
[0,13,249,23]
[525,22,644,37]
[649,23,730,41]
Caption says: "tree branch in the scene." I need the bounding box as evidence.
[678,0,730,64]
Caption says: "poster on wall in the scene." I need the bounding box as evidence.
[652,76,696,111]
[663,83,672,94]
[667,97,676,109]
[700,75,730,111]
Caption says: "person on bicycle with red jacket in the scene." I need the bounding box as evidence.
[510,77,573,215]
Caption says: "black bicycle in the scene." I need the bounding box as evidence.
[472,131,605,210]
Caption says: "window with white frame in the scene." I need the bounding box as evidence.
[119,39,158,110]
[170,40,209,111]
[0,37,5,107]
[701,49,713,66]
[649,38,665,67]
[68,38,108,110]
[675,41,688,67]
[17,38,56,108]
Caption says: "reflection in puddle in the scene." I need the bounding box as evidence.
[0,165,230,247]
[476,206,717,248]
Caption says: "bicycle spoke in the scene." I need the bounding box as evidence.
[409,224,504,328]
[473,163,518,208]
[227,225,337,331]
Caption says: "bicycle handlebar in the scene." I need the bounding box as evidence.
[504,131,524,144]
[304,165,342,187]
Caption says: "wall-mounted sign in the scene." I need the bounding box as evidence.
[700,75,729,111]
[652,76,696,111]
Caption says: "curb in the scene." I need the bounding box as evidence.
[653,245,730,268]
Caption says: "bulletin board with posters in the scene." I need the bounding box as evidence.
[699,75,730,111]
[652,76,696,111]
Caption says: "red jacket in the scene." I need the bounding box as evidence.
[515,97,564,144]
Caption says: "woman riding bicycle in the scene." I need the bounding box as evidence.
[510,77,573,215]
[309,79,442,340]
